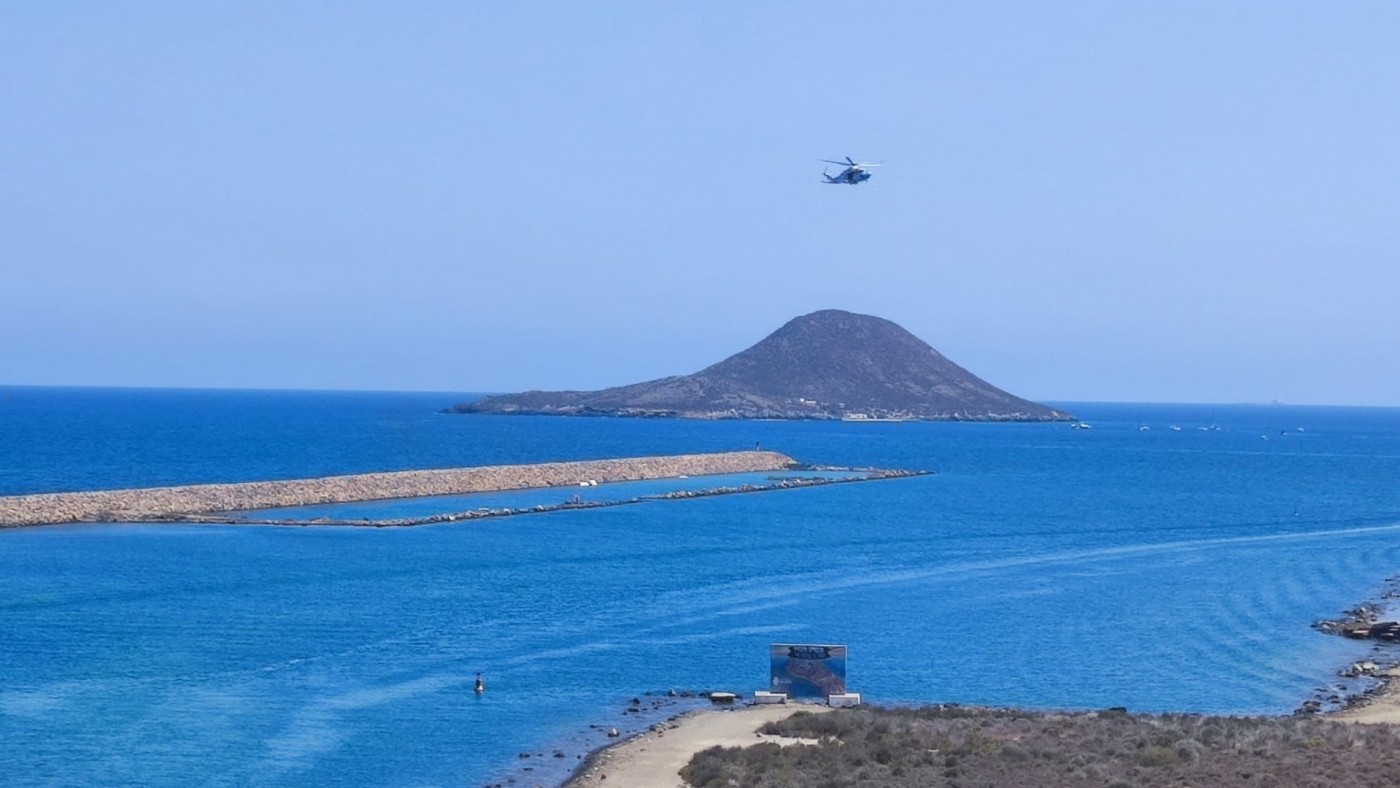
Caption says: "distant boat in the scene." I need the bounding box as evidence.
[1138,425,1151,431]
[1168,425,1182,432]
[1071,422,1092,430]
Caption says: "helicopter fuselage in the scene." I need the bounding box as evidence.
[823,167,868,184]
[823,167,872,185]
[821,157,879,185]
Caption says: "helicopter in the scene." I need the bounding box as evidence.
[821,156,880,185]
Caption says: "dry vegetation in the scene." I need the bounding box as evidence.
[680,705,1400,788]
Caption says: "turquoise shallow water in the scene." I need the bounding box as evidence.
[3,389,1400,786]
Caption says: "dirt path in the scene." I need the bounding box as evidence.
[565,703,829,787]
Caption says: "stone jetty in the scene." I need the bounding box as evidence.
[0,451,795,529]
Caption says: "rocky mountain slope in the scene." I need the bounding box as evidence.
[450,310,1069,421]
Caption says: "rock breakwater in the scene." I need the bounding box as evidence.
[197,468,928,527]
[0,451,795,528]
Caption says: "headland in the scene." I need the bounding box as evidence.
[554,578,1400,786]
[570,701,1400,787]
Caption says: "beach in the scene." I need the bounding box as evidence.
[1335,667,1400,724]
[562,656,1400,786]
[564,703,830,788]
[563,686,1400,787]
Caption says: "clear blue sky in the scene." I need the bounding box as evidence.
[3,3,1397,405]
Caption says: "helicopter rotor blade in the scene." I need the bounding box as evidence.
[820,157,882,168]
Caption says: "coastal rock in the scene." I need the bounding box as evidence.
[1341,661,1380,678]
[1372,622,1400,641]
[1338,622,1400,641]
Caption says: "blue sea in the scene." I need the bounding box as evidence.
[3,387,1400,786]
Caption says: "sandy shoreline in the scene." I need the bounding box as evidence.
[557,679,1400,787]
[1332,666,1400,724]
[563,703,830,788]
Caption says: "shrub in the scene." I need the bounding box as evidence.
[679,745,741,788]
[684,705,1400,787]
[1173,737,1203,766]
[1000,742,1031,761]
[1136,745,1179,767]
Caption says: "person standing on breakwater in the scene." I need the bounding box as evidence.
[475,673,485,693]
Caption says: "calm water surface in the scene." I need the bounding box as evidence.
[3,388,1400,786]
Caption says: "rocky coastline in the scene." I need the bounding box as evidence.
[1299,574,1400,716]
[0,451,799,528]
